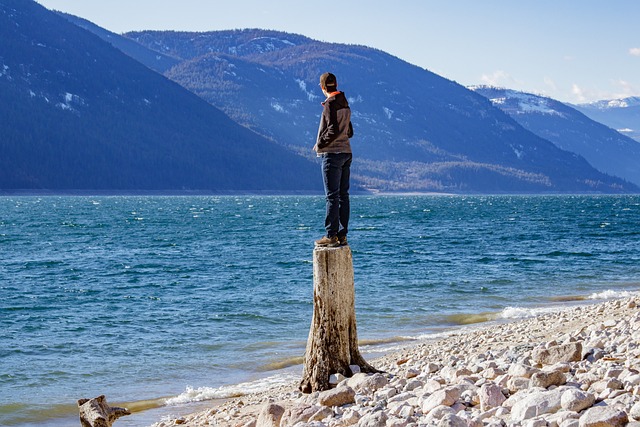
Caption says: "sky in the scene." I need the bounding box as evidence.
[36,0,640,104]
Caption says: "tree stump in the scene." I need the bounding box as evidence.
[299,245,377,393]
[78,395,130,427]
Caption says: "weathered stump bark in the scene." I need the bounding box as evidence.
[78,395,130,427]
[299,246,377,393]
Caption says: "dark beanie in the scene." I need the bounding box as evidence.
[320,72,337,90]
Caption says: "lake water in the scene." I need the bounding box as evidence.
[1,195,639,426]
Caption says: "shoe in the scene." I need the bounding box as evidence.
[315,235,340,247]
[337,235,348,246]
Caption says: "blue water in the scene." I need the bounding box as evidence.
[1,195,640,426]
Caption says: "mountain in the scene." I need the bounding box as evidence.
[0,0,319,192]
[121,29,635,193]
[57,12,180,74]
[573,97,640,143]
[471,87,640,187]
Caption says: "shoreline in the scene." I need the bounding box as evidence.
[148,294,640,427]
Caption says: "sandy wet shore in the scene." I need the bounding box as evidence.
[149,296,640,427]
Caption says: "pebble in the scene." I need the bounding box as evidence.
[149,296,640,427]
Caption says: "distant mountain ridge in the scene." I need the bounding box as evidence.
[0,0,319,192]
[58,12,180,74]
[471,86,640,187]
[4,4,637,193]
[118,28,634,193]
[573,97,640,143]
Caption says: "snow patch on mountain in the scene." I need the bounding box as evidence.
[470,86,565,117]
[271,101,286,113]
[1,64,11,80]
[510,144,525,159]
[56,92,84,112]
[296,79,319,102]
[500,92,562,116]
[348,94,363,104]
[581,97,640,110]
[352,111,378,125]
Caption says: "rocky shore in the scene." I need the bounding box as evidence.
[151,296,640,427]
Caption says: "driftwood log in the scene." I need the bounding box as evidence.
[78,395,130,427]
[299,246,377,393]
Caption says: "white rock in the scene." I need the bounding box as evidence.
[561,388,595,413]
[508,376,531,393]
[318,386,355,407]
[508,364,537,379]
[341,409,361,425]
[386,415,411,427]
[404,379,423,392]
[405,368,420,379]
[425,362,440,373]
[329,373,346,385]
[374,387,396,401]
[479,383,506,411]
[531,370,567,388]
[589,379,623,394]
[257,403,285,427]
[546,410,581,427]
[631,401,640,421]
[281,404,322,426]
[522,419,547,427]
[482,368,505,380]
[511,389,564,422]
[424,379,445,393]
[421,405,455,426]
[357,410,388,427]
[578,406,628,427]
[422,387,461,414]
[533,342,583,365]
[309,406,332,422]
[437,413,468,427]
[503,387,544,409]
[389,402,415,419]
[346,373,388,393]
[625,374,640,387]
[461,389,480,406]
[476,407,500,421]
[496,407,510,417]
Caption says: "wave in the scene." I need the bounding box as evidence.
[548,295,587,302]
[588,289,639,300]
[499,306,561,319]
[258,356,304,371]
[443,312,499,325]
[359,336,417,346]
[164,374,297,406]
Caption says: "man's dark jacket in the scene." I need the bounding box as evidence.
[315,91,353,153]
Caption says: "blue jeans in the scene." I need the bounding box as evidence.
[321,153,352,237]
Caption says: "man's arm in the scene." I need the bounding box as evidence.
[316,102,339,149]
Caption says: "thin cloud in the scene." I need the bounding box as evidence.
[570,80,640,103]
[543,77,557,92]
[629,47,640,56]
[613,79,640,98]
[480,70,516,87]
[571,84,588,103]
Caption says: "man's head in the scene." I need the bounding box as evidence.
[319,72,338,92]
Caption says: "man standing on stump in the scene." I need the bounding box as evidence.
[313,72,354,248]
